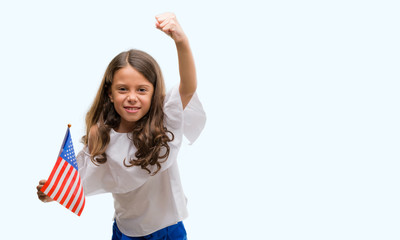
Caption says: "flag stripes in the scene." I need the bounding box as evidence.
[40,127,85,216]
[60,171,78,205]
[41,158,85,216]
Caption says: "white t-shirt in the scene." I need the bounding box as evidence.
[76,86,206,236]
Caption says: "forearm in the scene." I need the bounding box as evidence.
[176,39,197,108]
[155,12,197,108]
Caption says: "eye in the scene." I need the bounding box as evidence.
[138,88,147,93]
[118,87,127,92]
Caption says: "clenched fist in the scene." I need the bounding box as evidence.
[155,12,188,44]
[36,179,54,203]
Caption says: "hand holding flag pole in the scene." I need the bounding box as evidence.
[39,124,85,216]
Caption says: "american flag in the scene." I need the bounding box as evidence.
[40,125,85,216]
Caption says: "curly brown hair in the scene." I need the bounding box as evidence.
[82,49,174,175]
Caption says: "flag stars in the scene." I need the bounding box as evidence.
[61,135,78,170]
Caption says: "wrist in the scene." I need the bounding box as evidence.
[175,36,190,48]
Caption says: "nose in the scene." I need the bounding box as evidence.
[127,92,138,102]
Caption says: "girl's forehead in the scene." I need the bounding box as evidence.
[115,66,142,77]
[113,66,151,85]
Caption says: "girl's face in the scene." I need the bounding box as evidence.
[109,65,154,133]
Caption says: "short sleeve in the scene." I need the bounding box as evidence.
[183,92,206,144]
[164,85,206,144]
[76,147,119,196]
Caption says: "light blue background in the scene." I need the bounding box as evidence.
[0,0,399,239]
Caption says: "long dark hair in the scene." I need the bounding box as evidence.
[82,49,174,175]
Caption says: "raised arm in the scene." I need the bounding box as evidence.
[155,13,197,109]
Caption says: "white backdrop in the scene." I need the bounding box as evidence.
[0,0,399,239]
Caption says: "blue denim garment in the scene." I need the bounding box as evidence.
[112,220,187,240]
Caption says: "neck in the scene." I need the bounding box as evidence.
[115,121,135,133]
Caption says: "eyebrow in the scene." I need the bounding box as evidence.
[113,83,151,88]
[137,84,152,88]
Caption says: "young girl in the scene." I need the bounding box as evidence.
[36,12,206,239]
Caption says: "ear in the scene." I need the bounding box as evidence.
[108,92,114,103]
